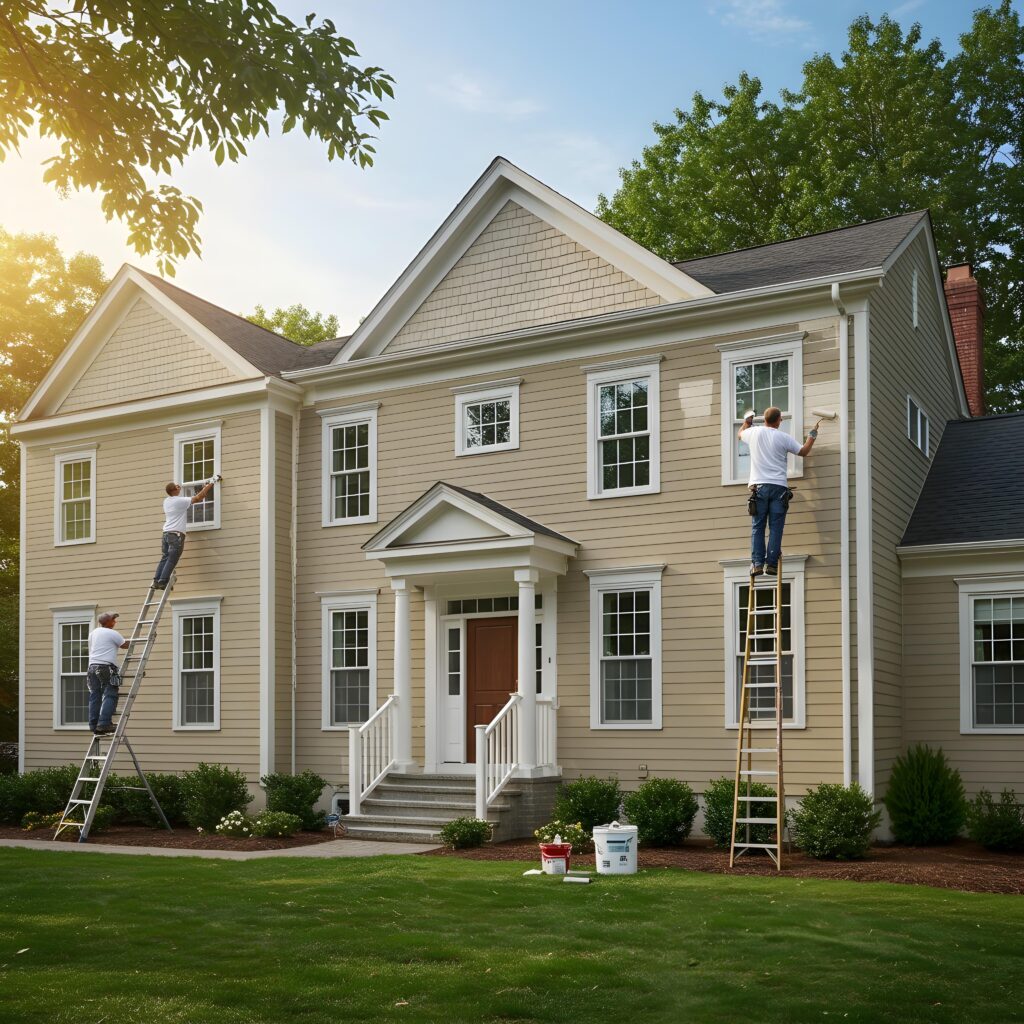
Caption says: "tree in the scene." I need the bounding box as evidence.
[0,2,393,275]
[598,5,1024,412]
[246,304,341,346]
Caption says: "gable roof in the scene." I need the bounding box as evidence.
[901,413,1024,548]
[441,483,576,543]
[675,212,929,294]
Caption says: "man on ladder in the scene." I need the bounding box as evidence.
[87,611,129,735]
[153,475,221,589]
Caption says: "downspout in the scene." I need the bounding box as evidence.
[290,411,299,774]
[831,283,853,787]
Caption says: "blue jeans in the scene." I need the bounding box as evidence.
[751,483,790,568]
[87,664,120,730]
[154,531,185,585]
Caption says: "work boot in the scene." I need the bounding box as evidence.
[749,564,764,577]
[765,564,778,577]
[95,724,116,735]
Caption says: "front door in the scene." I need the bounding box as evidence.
[465,616,518,761]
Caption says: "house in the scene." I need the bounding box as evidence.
[13,157,1016,841]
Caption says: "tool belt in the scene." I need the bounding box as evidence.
[747,485,795,516]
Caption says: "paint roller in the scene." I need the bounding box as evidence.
[811,408,837,433]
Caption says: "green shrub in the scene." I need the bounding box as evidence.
[0,742,17,776]
[702,776,777,848]
[884,745,966,845]
[181,763,252,832]
[252,811,303,838]
[967,789,1024,852]
[438,817,492,849]
[623,778,699,846]
[106,773,186,827]
[0,765,80,823]
[261,770,327,830]
[789,783,880,860]
[21,811,63,831]
[90,805,116,833]
[552,777,622,831]
[0,773,30,824]
[214,810,254,837]
[534,820,591,851]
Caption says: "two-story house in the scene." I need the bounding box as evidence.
[13,158,1015,840]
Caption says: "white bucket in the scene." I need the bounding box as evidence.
[593,821,638,875]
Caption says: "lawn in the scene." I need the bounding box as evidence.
[1,851,1022,1024]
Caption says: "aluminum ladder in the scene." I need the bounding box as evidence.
[729,556,785,870]
[54,576,176,842]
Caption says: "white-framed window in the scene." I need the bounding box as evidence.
[54,448,96,545]
[957,578,1024,733]
[172,598,221,730]
[453,379,521,456]
[912,267,919,329]
[718,334,804,486]
[907,395,929,455]
[321,591,378,728]
[320,404,378,526]
[722,558,806,729]
[52,607,95,729]
[173,423,221,530]
[585,359,661,500]
[586,566,664,729]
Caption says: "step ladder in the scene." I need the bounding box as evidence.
[730,556,785,870]
[55,576,176,842]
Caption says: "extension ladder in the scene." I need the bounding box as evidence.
[729,556,785,870]
[54,576,176,842]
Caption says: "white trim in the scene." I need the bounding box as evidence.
[719,333,805,486]
[51,607,95,730]
[450,376,523,395]
[53,447,97,546]
[172,597,222,731]
[48,441,101,455]
[18,442,26,768]
[172,423,222,531]
[588,566,664,730]
[905,392,930,458]
[581,354,666,373]
[316,400,381,419]
[321,406,378,526]
[454,380,521,457]
[584,563,669,578]
[167,418,223,435]
[320,592,378,730]
[957,577,1024,734]
[912,267,919,329]
[722,561,806,730]
[258,406,275,778]
[586,359,661,500]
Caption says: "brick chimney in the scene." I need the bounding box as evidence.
[944,263,985,417]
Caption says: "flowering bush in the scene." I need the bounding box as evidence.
[252,811,303,838]
[261,770,328,830]
[215,810,254,837]
[534,820,591,851]
[438,817,492,849]
[21,810,64,831]
[181,763,253,832]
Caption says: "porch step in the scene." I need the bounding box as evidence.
[343,823,444,842]
[345,813,473,830]
[362,796,513,815]
[374,782,480,801]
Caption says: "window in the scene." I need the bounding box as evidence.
[586,566,664,729]
[907,395,929,455]
[321,592,377,728]
[453,379,521,456]
[447,626,461,696]
[719,335,804,485]
[53,609,94,728]
[172,423,220,530]
[54,449,96,545]
[321,405,378,526]
[585,360,661,499]
[957,580,1024,733]
[172,599,221,729]
[723,559,805,728]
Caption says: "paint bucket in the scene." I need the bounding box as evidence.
[539,841,572,874]
[593,821,638,875]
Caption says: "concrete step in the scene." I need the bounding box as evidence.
[362,796,512,815]
[343,823,443,842]
[374,782,479,800]
[345,813,489,829]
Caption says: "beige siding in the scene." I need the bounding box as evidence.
[23,410,263,782]
[385,202,664,354]
[294,317,847,794]
[274,410,295,774]
[903,576,1024,793]
[869,234,964,789]
[57,297,237,414]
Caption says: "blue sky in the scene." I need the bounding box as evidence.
[0,0,1012,333]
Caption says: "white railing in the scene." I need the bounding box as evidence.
[536,696,558,768]
[347,693,398,817]
[474,692,521,820]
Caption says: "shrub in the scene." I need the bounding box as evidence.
[552,777,622,831]
[181,763,252,832]
[215,810,254,837]
[261,770,327,830]
[90,805,116,833]
[21,811,63,831]
[0,773,30,825]
[884,745,967,845]
[623,778,699,846]
[534,820,591,851]
[967,789,1024,852]
[789,783,880,860]
[0,742,17,776]
[702,776,777,848]
[438,817,492,849]
[252,811,303,838]
[106,773,186,827]
[0,765,80,824]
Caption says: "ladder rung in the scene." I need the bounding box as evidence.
[740,770,777,777]
[744,681,777,688]
[78,777,101,783]
[738,795,779,802]
[746,657,778,666]
[732,842,779,850]
[138,619,156,625]
[736,818,779,825]
[69,799,94,805]
[119,786,148,792]
[740,747,777,753]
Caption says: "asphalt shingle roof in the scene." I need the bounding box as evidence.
[901,414,1024,547]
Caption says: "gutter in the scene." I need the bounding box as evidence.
[896,538,1024,557]
[290,411,299,773]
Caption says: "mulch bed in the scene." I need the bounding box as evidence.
[0,823,339,852]
[426,837,1024,895]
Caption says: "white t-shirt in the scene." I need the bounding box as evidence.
[163,495,193,533]
[740,425,802,486]
[88,626,125,666]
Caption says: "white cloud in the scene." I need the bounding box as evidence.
[432,74,543,120]
[888,0,926,18]
[711,0,814,44]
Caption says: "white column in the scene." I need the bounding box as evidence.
[516,568,539,770]
[392,578,413,768]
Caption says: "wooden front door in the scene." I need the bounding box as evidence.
[465,617,518,761]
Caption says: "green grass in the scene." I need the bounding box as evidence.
[1,851,1022,1023]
